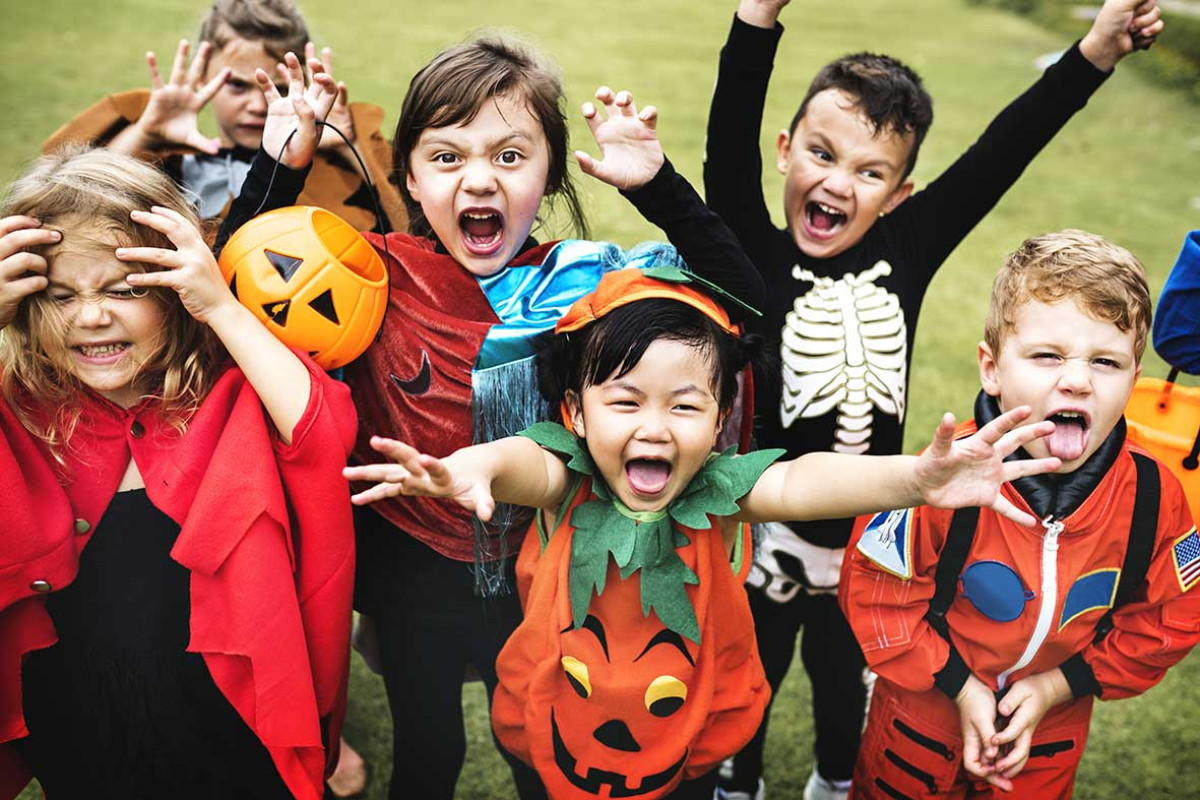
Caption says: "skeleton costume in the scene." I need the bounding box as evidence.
[704,14,1110,792]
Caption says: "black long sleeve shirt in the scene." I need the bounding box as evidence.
[705,16,1108,547]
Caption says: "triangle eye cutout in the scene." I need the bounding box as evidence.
[265,249,304,283]
[309,288,339,324]
[262,299,291,326]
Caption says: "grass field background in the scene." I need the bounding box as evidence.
[6,0,1199,797]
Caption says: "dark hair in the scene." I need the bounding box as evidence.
[790,52,933,178]
[538,299,762,418]
[198,0,310,64]
[391,35,588,240]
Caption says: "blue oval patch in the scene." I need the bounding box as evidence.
[960,560,1034,622]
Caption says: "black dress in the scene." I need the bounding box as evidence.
[15,489,293,799]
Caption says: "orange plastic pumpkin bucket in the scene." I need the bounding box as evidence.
[1124,376,1200,526]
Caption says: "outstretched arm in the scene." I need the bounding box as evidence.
[108,39,231,157]
[120,207,311,443]
[576,87,765,318]
[342,436,572,519]
[738,406,1060,525]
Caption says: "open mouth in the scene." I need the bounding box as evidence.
[551,710,686,797]
[804,201,847,237]
[74,342,130,362]
[459,209,505,256]
[1045,410,1090,462]
[626,459,672,497]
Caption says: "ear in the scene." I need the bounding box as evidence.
[406,170,421,203]
[776,130,793,175]
[714,408,731,447]
[565,390,585,438]
[881,179,914,215]
[978,340,1001,398]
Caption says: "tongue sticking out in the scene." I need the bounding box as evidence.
[1046,416,1088,462]
[626,459,671,496]
[461,214,502,241]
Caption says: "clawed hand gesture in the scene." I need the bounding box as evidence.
[914,406,1060,527]
[303,43,357,152]
[343,437,500,521]
[131,40,231,155]
[0,216,57,330]
[256,51,339,169]
[575,87,664,192]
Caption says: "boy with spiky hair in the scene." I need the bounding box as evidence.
[841,230,1200,798]
[705,2,1164,798]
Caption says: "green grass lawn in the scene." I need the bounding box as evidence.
[8,0,1200,797]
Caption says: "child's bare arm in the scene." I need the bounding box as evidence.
[120,207,311,443]
[990,668,1072,782]
[343,435,572,519]
[736,0,789,29]
[737,406,1060,525]
[1080,0,1163,71]
[109,40,230,157]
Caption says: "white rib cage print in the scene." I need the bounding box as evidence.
[780,260,907,454]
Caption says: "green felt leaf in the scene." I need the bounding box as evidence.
[639,266,762,318]
[568,501,639,628]
[519,421,596,476]
[669,448,785,529]
[638,548,701,644]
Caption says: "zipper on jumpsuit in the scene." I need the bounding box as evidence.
[997,515,1064,689]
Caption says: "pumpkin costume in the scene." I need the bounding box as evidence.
[490,268,780,799]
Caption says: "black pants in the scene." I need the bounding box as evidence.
[355,507,546,800]
[723,589,867,791]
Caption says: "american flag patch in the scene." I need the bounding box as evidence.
[1173,528,1200,592]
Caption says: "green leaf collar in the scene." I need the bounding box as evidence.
[520,422,782,643]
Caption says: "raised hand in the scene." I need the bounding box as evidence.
[1081,0,1164,70]
[736,0,791,28]
[120,40,231,155]
[118,206,237,325]
[575,87,664,192]
[256,51,339,169]
[304,43,358,152]
[913,406,1060,526]
[991,669,1072,782]
[0,216,57,329]
[343,437,499,520]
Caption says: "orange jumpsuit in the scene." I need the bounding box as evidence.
[841,416,1200,799]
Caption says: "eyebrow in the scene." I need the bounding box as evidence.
[419,131,533,150]
[563,614,610,661]
[635,628,695,666]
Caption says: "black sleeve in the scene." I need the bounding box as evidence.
[702,15,785,268]
[622,157,765,322]
[214,149,312,254]
[904,42,1110,276]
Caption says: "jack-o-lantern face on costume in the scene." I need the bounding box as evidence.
[492,490,771,800]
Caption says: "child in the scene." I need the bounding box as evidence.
[43,0,404,233]
[840,230,1200,799]
[343,266,1060,800]
[222,36,765,800]
[0,145,356,799]
[704,2,1163,797]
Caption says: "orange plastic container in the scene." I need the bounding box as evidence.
[1124,377,1200,526]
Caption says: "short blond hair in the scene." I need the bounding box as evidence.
[984,229,1151,361]
[0,146,226,461]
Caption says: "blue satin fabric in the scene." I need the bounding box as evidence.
[475,240,688,371]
